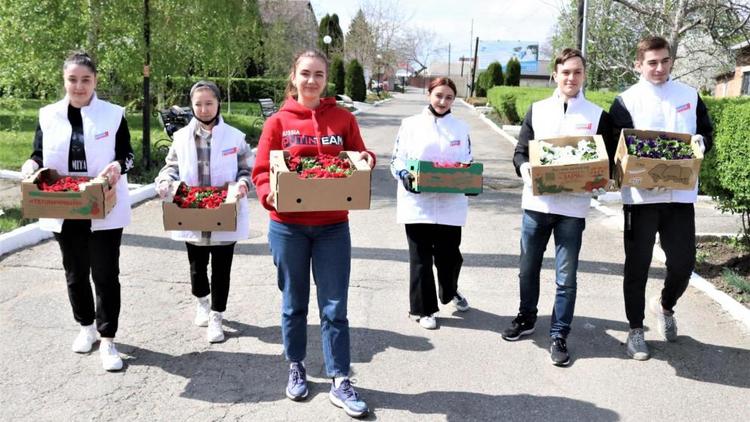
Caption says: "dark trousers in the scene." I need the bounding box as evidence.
[623,203,695,329]
[185,242,236,312]
[53,220,123,338]
[405,223,463,316]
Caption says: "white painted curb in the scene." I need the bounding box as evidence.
[0,183,156,257]
[479,114,518,147]
[652,244,750,331]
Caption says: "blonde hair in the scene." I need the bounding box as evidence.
[284,49,329,99]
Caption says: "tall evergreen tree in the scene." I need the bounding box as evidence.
[345,59,366,101]
[486,61,504,87]
[331,56,346,95]
[505,58,521,86]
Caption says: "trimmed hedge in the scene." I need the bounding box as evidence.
[700,99,750,240]
[162,77,335,106]
[487,86,618,124]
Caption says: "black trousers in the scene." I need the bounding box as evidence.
[623,203,695,329]
[185,242,236,312]
[405,223,463,316]
[53,220,123,338]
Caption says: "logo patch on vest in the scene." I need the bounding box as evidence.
[450,140,461,146]
[222,147,238,156]
[676,103,691,113]
[94,131,109,140]
[575,123,592,130]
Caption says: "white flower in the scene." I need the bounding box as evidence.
[539,139,598,165]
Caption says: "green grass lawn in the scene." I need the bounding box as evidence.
[0,206,35,234]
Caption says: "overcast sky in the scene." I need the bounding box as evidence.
[309,0,564,59]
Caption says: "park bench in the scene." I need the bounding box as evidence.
[258,98,277,119]
[155,105,193,153]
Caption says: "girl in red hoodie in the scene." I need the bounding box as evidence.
[252,50,374,418]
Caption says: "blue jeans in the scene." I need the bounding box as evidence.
[268,220,351,377]
[518,210,585,339]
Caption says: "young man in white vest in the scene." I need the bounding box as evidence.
[503,48,614,366]
[609,36,713,360]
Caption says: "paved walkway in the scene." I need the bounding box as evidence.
[1,90,748,421]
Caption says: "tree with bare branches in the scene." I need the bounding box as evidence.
[552,0,750,90]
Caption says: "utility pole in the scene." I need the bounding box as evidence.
[448,43,451,76]
[581,0,588,57]
[576,0,584,50]
[469,37,479,97]
[142,0,151,169]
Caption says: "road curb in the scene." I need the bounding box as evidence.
[0,183,156,257]
[652,243,750,332]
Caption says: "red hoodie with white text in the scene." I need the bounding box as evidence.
[252,97,375,225]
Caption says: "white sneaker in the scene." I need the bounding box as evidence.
[99,339,123,371]
[649,295,678,342]
[194,295,210,327]
[452,291,470,312]
[71,324,98,353]
[207,311,225,343]
[409,313,437,330]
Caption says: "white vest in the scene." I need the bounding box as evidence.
[394,108,472,226]
[522,89,602,219]
[168,117,250,242]
[618,77,699,204]
[38,94,131,233]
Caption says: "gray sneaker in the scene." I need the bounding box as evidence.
[649,296,677,342]
[626,328,650,360]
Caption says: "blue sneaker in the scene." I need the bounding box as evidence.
[329,378,368,418]
[285,362,308,401]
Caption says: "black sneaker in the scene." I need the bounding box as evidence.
[501,315,535,341]
[549,337,570,366]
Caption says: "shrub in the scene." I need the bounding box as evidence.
[699,97,750,198]
[710,101,750,243]
[161,77,288,105]
[487,86,618,124]
[486,61,504,87]
[505,58,521,86]
[331,56,346,95]
[498,93,520,124]
[475,71,489,97]
[487,86,551,121]
[345,59,366,101]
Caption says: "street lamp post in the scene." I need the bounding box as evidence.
[323,35,332,58]
[376,53,383,97]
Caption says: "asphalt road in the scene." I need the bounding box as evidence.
[1,89,748,421]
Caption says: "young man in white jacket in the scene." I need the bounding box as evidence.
[504,49,614,366]
[608,36,713,360]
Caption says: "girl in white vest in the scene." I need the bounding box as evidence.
[155,81,252,344]
[504,49,613,367]
[609,36,713,361]
[390,77,473,330]
[20,51,135,372]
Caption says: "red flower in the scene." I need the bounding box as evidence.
[38,176,90,192]
[432,161,468,168]
[173,184,228,209]
[286,154,355,179]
